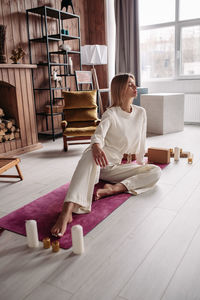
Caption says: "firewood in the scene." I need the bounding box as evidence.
[10,126,16,133]
[0,112,18,141]
[2,119,12,129]
[14,131,20,139]
[0,108,4,117]
[3,134,10,141]
[8,132,15,140]
[0,122,5,129]
[9,118,16,125]
[0,129,5,136]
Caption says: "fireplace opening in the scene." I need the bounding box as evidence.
[0,81,21,143]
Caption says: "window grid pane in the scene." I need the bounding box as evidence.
[139,0,175,26]
[139,0,200,80]
[180,26,200,75]
[140,27,175,80]
[179,0,200,21]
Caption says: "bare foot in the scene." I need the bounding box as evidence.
[95,183,127,200]
[51,202,74,237]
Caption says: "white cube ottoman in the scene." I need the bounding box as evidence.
[140,93,184,134]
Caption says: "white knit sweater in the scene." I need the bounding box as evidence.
[90,104,147,165]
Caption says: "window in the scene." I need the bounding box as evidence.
[139,0,200,81]
[180,25,200,75]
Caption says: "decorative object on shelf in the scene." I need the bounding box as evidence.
[61,29,69,35]
[0,24,7,63]
[68,56,73,74]
[10,47,25,64]
[52,69,62,87]
[59,44,71,51]
[61,0,75,14]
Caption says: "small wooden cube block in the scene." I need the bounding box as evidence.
[148,147,170,164]
[123,153,136,161]
[180,151,190,158]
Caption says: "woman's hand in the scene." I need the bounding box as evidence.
[92,143,108,167]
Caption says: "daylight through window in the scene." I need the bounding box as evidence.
[139,0,200,80]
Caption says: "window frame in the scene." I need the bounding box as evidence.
[139,0,200,81]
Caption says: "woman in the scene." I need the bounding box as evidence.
[51,73,161,237]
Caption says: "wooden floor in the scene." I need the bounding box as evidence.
[0,125,200,300]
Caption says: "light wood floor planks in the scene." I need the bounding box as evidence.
[0,124,200,300]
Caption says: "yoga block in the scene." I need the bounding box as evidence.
[148,147,170,164]
[140,93,184,134]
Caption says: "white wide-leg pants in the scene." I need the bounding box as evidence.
[64,149,161,214]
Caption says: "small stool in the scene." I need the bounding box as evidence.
[0,157,23,181]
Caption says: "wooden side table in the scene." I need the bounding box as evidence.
[0,157,23,180]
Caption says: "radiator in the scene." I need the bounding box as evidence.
[184,94,200,123]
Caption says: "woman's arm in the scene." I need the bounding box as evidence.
[91,143,108,167]
[90,110,112,167]
[91,110,112,148]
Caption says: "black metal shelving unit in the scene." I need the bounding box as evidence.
[26,6,81,141]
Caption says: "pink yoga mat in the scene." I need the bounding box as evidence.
[0,163,167,249]
[0,181,132,249]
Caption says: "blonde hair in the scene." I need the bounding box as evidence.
[110,73,135,107]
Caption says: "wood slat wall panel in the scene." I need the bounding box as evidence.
[1,69,11,152]
[0,68,5,153]
[0,0,108,134]
[86,0,108,94]
[0,65,40,154]
[20,69,32,146]
[14,68,27,148]
[25,69,38,145]
[7,68,19,151]
[12,69,23,150]
[2,0,13,62]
